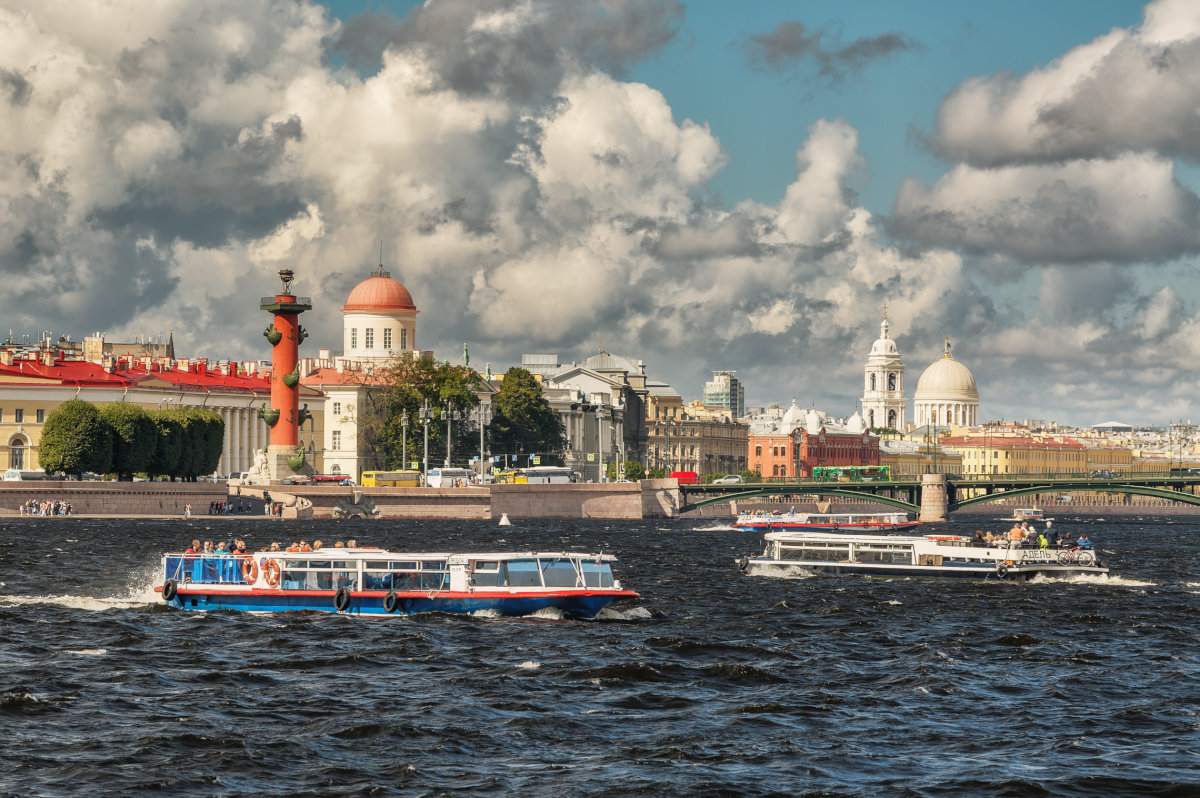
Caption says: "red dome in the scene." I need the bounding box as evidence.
[342,273,416,312]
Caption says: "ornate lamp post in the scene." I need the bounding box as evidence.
[596,407,605,483]
[478,403,487,482]
[445,403,456,467]
[401,410,408,471]
[421,399,431,484]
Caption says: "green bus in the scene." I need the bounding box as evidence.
[811,465,891,482]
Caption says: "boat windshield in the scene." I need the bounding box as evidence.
[165,554,253,585]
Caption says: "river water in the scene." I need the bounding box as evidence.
[1,514,1198,797]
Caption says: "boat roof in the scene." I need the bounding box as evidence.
[763,531,966,545]
[166,548,619,561]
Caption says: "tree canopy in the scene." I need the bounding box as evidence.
[39,400,113,476]
[488,367,566,460]
[371,357,484,470]
[99,402,156,480]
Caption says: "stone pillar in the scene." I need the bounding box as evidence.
[260,270,312,482]
[919,473,948,523]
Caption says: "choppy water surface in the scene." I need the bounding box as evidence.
[1,515,1199,797]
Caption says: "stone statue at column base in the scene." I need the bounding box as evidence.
[245,448,271,485]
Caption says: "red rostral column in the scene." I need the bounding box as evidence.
[260,269,311,451]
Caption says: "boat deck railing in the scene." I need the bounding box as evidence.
[165,554,254,586]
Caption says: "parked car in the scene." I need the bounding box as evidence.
[713,475,743,485]
[226,472,250,487]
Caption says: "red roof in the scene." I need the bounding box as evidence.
[343,274,416,313]
[301,367,389,387]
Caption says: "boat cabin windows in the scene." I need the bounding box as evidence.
[361,560,448,591]
[580,560,614,588]
[778,542,851,562]
[776,540,914,565]
[280,559,355,590]
[853,542,914,565]
[471,561,503,586]
[505,559,542,587]
[540,558,580,587]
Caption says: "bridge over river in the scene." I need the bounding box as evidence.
[680,473,1200,522]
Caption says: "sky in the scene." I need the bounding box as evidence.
[4,0,1200,427]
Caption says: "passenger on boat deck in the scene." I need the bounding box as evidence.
[334,541,345,548]
[215,541,230,553]
[203,540,215,554]
[313,540,323,551]
[973,530,986,546]
[1076,534,1093,549]
[299,541,312,552]
[1037,532,1049,549]
[234,539,248,555]
[185,539,201,554]
[285,542,300,552]
[1046,526,1059,547]
[1008,524,1023,542]
[347,539,358,548]
[269,542,282,552]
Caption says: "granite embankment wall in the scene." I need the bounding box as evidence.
[0,479,682,520]
[290,479,681,520]
[0,481,228,516]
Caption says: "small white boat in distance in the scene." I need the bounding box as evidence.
[738,530,1107,581]
[999,507,1052,522]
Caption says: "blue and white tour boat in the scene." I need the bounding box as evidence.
[157,547,639,618]
[738,530,1108,581]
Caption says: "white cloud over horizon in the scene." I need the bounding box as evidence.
[1,0,1199,427]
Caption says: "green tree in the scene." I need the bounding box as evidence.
[488,367,566,462]
[645,466,670,479]
[373,357,484,470]
[607,459,646,482]
[738,469,763,483]
[39,400,113,476]
[148,410,183,479]
[99,402,156,480]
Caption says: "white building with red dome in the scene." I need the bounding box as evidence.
[300,264,434,482]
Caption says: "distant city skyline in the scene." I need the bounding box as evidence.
[4,1,1197,427]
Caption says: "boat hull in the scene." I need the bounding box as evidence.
[741,558,1107,581]
[163,587,639,618]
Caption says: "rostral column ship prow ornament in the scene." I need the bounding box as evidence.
[259,268,313,483]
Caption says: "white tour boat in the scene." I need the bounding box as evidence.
[999,507,1051,522]
[738,530,1107,581]
[157,547,638,618]
[733,510,920,532]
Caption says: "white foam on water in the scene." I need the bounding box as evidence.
[1027,572,1154,587]
[516,660,541,670]
[527,606,566,620]
[693,522,738,532]
[0,594,153,612]
[886,600,903,605]
[470,608,502,619]
[60,648,108,656]
[744,563,815,580]
[597,605,652,621]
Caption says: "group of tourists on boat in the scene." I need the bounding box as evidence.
[971,522,1093,551]
[182,537,363,556]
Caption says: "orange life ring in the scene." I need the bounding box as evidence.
[261,558,280,587]
[241,556,259,583]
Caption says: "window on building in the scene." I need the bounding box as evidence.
[36,409,44,423]
[400,328,408,350]
[755,445,762,456]
[384,328,392,349]
[351,328,358,349]
[331,430,341,450]
[11,441,24,469]
[365,328,374,348]
[332,402,341,415]
[14,409,23,423]
[888,372,896,390]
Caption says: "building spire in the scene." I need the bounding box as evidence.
[944,336,952,358]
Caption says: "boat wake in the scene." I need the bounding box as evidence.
[693,522,738,532]
[1027,572,1155,587]
[743,563,815,580]
[0,593,156,612]
[597,605,652,621]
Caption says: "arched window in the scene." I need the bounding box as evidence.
[870,374,876,391]
[755,445,762,457]
[888,409,896,427]
[888,372,896,390]
[9,436,25,469]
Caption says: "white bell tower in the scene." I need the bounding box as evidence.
[861,305,906,431]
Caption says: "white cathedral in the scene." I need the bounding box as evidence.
[861,310,980,431]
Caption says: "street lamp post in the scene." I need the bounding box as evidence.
[478,403,487,482]
[596,407,605,483]
[401,410,408,471]
[445,403,455,467]
[421,399,431,484]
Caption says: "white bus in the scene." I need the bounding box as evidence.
[521,466,578,484]
[424,468,476,488]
